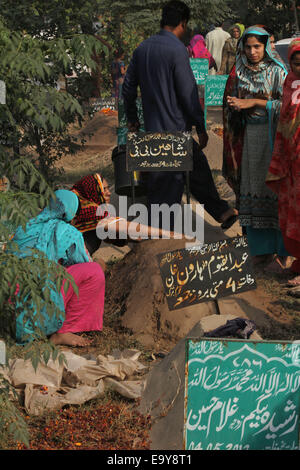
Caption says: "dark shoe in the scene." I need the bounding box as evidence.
[221,214,238,230]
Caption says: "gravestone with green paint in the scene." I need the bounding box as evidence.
[190,59,209,85]
[116,126,145,146]
[205,75,229,106]
[184,338,300,450]
[118,98,144,128]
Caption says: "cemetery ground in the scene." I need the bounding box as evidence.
[3,108,300,451]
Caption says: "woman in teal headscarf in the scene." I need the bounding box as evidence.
[223,26,292,271]
[11,190,105,346]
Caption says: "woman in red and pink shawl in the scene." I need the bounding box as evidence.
[187,34,217,70]
[266,38,300,286]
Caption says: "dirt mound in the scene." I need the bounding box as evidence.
[56,111,118,180]
[78,110,118,148]
[104,239,218,352]
[104,238,300,351]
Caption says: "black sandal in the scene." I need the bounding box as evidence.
[221,214,238,230]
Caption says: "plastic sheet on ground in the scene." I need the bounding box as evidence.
[3,349,147,416]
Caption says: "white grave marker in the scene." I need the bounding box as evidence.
[0,340,6,365]
[0,81,6,105]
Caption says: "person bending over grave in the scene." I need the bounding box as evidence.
[71,173,185,265]
[122,0,238,232]
[10,190,105,347]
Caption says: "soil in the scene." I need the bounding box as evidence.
[55,109,118,185]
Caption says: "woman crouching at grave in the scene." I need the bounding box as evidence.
[266,38,300,288]
[10,190,105,347]
[223,26,292,273]
[71,173,186,262]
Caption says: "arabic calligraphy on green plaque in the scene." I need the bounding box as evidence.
[189,59,209,85]
[205,75,229,106]
[184,338,300,450]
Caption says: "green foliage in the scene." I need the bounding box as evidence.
[0,3,106,448]
[0,374,30,448]
[230,0,299,37]
[0,17,107,181]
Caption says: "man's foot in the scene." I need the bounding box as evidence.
[50,332,92,347]
[220,208,238,230]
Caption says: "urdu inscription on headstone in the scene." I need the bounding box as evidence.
[184,338,300,450]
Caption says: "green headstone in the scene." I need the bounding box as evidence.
[118,98,144,128]
[116,126,145,146]
[184,338,300,450]
[190,59,209,85]
[205,75,229,106]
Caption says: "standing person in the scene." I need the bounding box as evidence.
[122,0,238,231]
[267,30,276,50]
[218,24,241,75]
[187,34,217,70]
[266,38,300,283]
[11,190,106,346]
[265,28,284,63]
[111,49,126,100]
[205,21,231,75]
[223,26,290,271]
[236,22,245,36]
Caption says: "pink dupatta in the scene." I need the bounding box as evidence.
[187,35,216,69]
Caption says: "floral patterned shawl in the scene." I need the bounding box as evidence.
[222,26,287,206]
[266,38,300,242]
[71,173,109,233]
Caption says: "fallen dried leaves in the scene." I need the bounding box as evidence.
[16,401,151,450]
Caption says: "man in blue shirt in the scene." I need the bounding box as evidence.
[122,0,238,230]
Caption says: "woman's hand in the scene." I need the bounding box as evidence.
[227,96,257,111]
